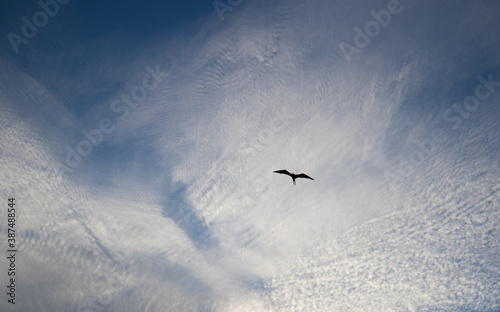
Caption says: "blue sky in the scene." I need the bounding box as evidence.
[1,0,499,311]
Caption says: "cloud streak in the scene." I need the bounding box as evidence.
[0,0,499,311]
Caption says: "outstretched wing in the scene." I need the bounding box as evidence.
[273,169,292,177]
[296,173,314,180]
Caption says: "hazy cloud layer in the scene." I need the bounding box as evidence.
[0,0,499,311]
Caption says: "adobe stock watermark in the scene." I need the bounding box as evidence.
[188,106,296,208]
[213,0,243,21]
[238,107,296,156]
[76,273,131,312]
[384,74,500,189]
[339,0,412,63]
[54,63,172,177]
[7,0,71,54]
[78,289,116,312]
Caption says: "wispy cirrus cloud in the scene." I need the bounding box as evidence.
[0,0,499,311]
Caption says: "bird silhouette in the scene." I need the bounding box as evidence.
[273,170,314,185]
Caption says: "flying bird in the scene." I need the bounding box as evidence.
[273,170,314,185]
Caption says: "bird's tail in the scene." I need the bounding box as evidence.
[293,179,296,185]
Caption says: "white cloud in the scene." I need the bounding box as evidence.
[1,0,499,311]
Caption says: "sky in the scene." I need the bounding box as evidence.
[0,0,499,311]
